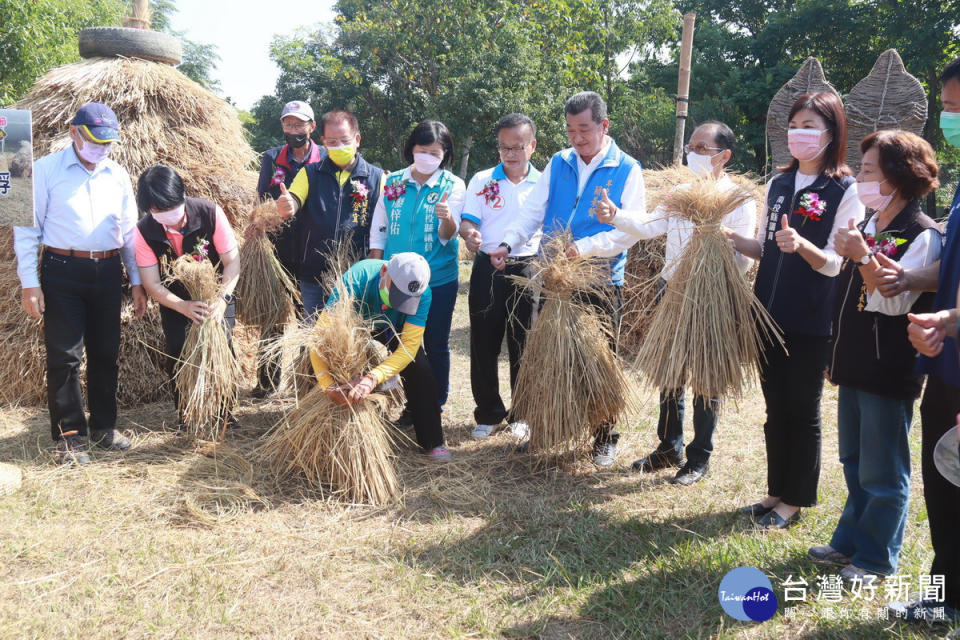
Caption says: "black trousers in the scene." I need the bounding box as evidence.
[468,253,534,425]
[374,328,444,450]
[573,284,623,445]
[255,288,303,391]
[919,374,960,608]
[40,253,123,441]
[159,300,236,414]
[759,330,830,507]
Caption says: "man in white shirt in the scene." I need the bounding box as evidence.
[14,102,146,464]
[589,121,757,485]
[487,91,645,466]
[460,113,541,439]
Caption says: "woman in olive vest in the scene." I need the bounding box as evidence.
[727,92,864,529]
[811,130,941,580]
[368,120,466,411]
[132,164,241,426]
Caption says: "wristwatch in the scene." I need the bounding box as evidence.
[859,252,872,266]
[220,292,235,305]
[498,241,512,255]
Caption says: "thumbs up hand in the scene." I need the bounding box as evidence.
[435,191,451,221]
[462,227,482,253]
[594,188,618,224]
[277,183,298,219]
[834,216,869,262]
[774,213,804,254]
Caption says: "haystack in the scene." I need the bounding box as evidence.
[236,200,300,330]
[3,16,259,408]
[844,49,927,172]
[511,235,633,460]
[636,174,782,400]
[9,141,32,178]
[258,295,401,505]
[766,58,840,171]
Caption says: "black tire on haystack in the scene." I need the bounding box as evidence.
[78,27,182,66]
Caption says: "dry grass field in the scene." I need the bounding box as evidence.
[0,263,953,639]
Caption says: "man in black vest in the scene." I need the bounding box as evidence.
[252,100,326,397]
[276,109,385,317]
[132,165,241,425]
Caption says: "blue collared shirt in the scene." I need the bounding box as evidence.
[14,145,141,288]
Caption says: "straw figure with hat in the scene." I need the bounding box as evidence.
[133,164,242,441]
[13,101,146,465]
[260,253,447,505]
[6,0,259,415]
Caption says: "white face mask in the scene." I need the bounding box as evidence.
[412,152,443,175]
[75,140,112,165]
[686,150,721,177]
[151,203,186,227]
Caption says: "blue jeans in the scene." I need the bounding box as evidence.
[829,386,912,575]
[655,389,718,466]
[423,279,458,408]
[300,279,328,319]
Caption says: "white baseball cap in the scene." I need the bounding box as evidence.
[280,100,314,122]
[386,253,430,315]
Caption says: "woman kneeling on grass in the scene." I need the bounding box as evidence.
[812,130,942,583]
[310,253,451,461]
[133,164,240,428]
[726,91,864,529]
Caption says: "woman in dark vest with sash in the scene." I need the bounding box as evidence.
[132,165,241,425]
[810,130,941,581]
[726,92,864,529]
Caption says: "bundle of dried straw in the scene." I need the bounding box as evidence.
[258,294,401,505]
[236,200,300,329]
[636,173,782,399]
[170,255,241,440]
[511,235,632,460]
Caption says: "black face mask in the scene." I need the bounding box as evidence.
[284,132,309,149]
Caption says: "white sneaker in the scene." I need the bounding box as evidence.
[507,421,530,439]
[471,424,497,439]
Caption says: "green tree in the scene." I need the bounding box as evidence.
[0,0,126,106]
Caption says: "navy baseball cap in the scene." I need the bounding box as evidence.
[72,102,119,143]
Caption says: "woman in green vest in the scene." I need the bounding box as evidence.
[369,120,466,409]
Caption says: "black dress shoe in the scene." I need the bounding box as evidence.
[250,386,272,399]
[738,502,775,519]
[631,450,683,473]
[756,509,801,530]
[670,462,708,486]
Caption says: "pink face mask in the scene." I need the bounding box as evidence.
[857,179,895,212]
[787,128,828,162]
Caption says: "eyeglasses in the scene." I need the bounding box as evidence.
[497,144,528,155]
[684,143,723,155]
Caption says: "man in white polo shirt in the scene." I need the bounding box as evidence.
[460,113,541,439]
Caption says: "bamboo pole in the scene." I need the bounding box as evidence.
[671,12,697,166]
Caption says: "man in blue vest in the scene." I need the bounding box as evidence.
[252,100,326,398]
[881,57,960,626]
[488,91,645,467]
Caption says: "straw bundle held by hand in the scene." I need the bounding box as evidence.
[636,174,782,400]
[170,254,241,441]
[511,234,633,460]
[236,200,300,329]
[258,294,401,505]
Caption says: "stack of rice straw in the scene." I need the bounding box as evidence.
[258,290,401,505]
[636,172,783,400]
[235,200,300,329]
[170,254,241,441]
[511,234,633,461]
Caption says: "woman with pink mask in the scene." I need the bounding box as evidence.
[726,92,864,529]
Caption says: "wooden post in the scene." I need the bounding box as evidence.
[672,12,696,166]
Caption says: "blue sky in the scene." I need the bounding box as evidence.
[170,0,336,111]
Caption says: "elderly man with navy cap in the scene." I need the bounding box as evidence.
[14,102,146,464]
[308,253,451,461]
